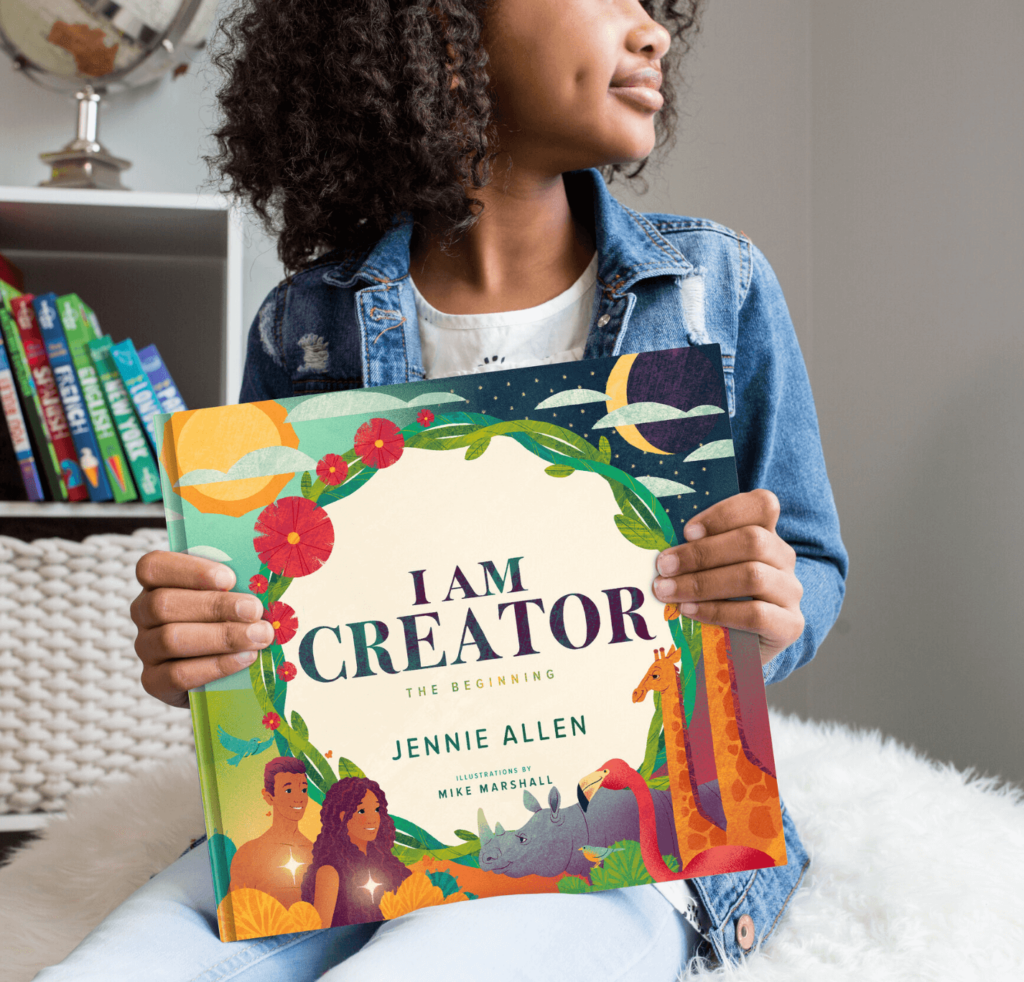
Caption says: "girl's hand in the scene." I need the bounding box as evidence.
[652,489,804,666]
[130,551,274,708]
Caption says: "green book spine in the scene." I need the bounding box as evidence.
[87,336,162,503]
[57,295,137,502]
[0,280,19,313]
[0,306,67,500]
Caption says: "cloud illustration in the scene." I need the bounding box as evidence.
[683,440,735,462]
[534,388,609,410]
[286,389,466,422]
[592,402,725,428]
[175,446,317,486]
[635,476,697,496]
[186,545,232,562]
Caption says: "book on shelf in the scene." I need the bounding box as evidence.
[111,339,162,455]
[56,294,138,503]
[0,252,23,293]
[157,346,786,942]
[88,336,163,503]
[0,306,67,500]
[139,343,188,414]
[0,331,44,501]
[8,295,88,501]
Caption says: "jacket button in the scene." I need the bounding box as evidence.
[735,914,755,951]
[597,314,611,327]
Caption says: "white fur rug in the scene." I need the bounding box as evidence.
[1,713,1022,982]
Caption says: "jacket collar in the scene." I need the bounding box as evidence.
[321,168,694,292]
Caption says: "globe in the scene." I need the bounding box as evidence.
[0,0,220,189]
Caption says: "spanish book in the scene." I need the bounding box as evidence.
[32,293,112,502]
[158,347,785,943]
[111,339,162,453]
[8,295,88,501]
[0,331,44,500]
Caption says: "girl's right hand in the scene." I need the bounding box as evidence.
[130,551,275,708]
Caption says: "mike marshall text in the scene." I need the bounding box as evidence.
[390,715,586,760]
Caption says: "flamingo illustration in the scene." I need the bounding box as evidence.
[577,758,776,880]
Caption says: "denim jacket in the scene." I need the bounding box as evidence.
[240,167,848,965]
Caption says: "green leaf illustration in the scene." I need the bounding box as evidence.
[394,831,426,848]
[598,435,612,464]
[545,464,575,478]
[557,875,593,894]
[426,870,461,898]
[614,514,669,551]
[588,840,655,890]
[300,471,313,498]
[454,829,480,842]
[465,436,491,460]
[290,710,309,741]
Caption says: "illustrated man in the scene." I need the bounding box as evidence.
[229,757,314,908]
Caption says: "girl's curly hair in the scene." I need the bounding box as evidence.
[206,0,705,272]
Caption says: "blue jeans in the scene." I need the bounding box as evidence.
[33,844,705,981]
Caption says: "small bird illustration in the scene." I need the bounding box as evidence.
[578,845,624,868]
[217,725,274,766]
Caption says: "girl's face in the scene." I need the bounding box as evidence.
[345,789,381,847]
[482,0,672,173]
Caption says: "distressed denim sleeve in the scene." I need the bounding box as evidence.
[731,243,849,686]
[239,286,295,402]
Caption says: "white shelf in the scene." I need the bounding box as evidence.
[0,502,165,518]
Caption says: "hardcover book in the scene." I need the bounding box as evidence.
[0,332,44,500]
[138,343,188,414]
[111,339,163,453]
[157,346,786,943]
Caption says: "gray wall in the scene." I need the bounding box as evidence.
[2,1,1021,786]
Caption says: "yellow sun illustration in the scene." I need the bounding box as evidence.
[163,401,299,517]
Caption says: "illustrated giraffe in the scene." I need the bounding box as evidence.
[631,629,786,871]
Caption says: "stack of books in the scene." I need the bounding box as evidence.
[0,251,186,505]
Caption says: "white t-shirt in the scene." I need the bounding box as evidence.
[410,252,598,379]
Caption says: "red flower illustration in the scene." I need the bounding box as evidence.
[262,712,281,730]
[276,661,297,682]
[417,409,434,427]
[249,574,269,594]
[254,496,334,577]
[316,453,348,486]
[264,602,298,645]
[354,417,404,469]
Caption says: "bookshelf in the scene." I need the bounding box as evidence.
[0,186,244,539]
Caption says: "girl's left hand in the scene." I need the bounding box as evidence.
[652,489,804,666]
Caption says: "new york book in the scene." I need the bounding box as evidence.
[157,346,785,943]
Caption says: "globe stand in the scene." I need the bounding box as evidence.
[39,87,131,191]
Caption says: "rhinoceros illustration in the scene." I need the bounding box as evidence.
[477,784,680,879]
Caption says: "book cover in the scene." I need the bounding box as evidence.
[32,293,113,502]
[138,343,188,414]
[8,296,88,501]
[111,339,162,454]
[157,347,786,943]
[0,306,67,500]
[57,295,137,503]
[0,332,44,500]
[88,336,163,503]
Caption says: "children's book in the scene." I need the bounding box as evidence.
[111,339,162,453]
[0,332,44,500]
[8,296,88,501]
[0,306,67,500]
[32,293,113,502]
[87,336,163,503]
[138,343,188,414]
[57,295,137,503]
[157,347,786,943]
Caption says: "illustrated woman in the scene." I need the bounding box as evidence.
[42,0,848,978]
[302,777,411,928]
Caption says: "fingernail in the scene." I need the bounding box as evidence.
[653,578,673,600]
[657,553,679,577]
[246,621,274,645]
[680,603,699,616]
[236,597,263,621]
[684,522,706,541]
[214,567,235,591]
[235,651,258,668]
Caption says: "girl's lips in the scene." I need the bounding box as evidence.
[609,86,664,111]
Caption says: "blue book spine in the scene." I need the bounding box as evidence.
[0,334,45,501]
[32,293,113,502]
[137,343,188,414]
[110,339,163,454]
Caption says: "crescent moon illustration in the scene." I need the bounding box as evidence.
[605,354,670,455]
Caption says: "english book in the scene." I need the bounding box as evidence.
[157,346,785,943]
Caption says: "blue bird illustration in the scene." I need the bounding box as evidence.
[217,725,274,766]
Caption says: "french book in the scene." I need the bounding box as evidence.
[8,296,88,501]
[88,336,163,503]
[111,339,162,453]
[32,293,113,502]
[157,347,787,943]
[138,343,187,414]
[0,332,44,500]
[0,306,67,500]
[57,294,137,503]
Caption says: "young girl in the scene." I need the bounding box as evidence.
[38,1,847,978]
